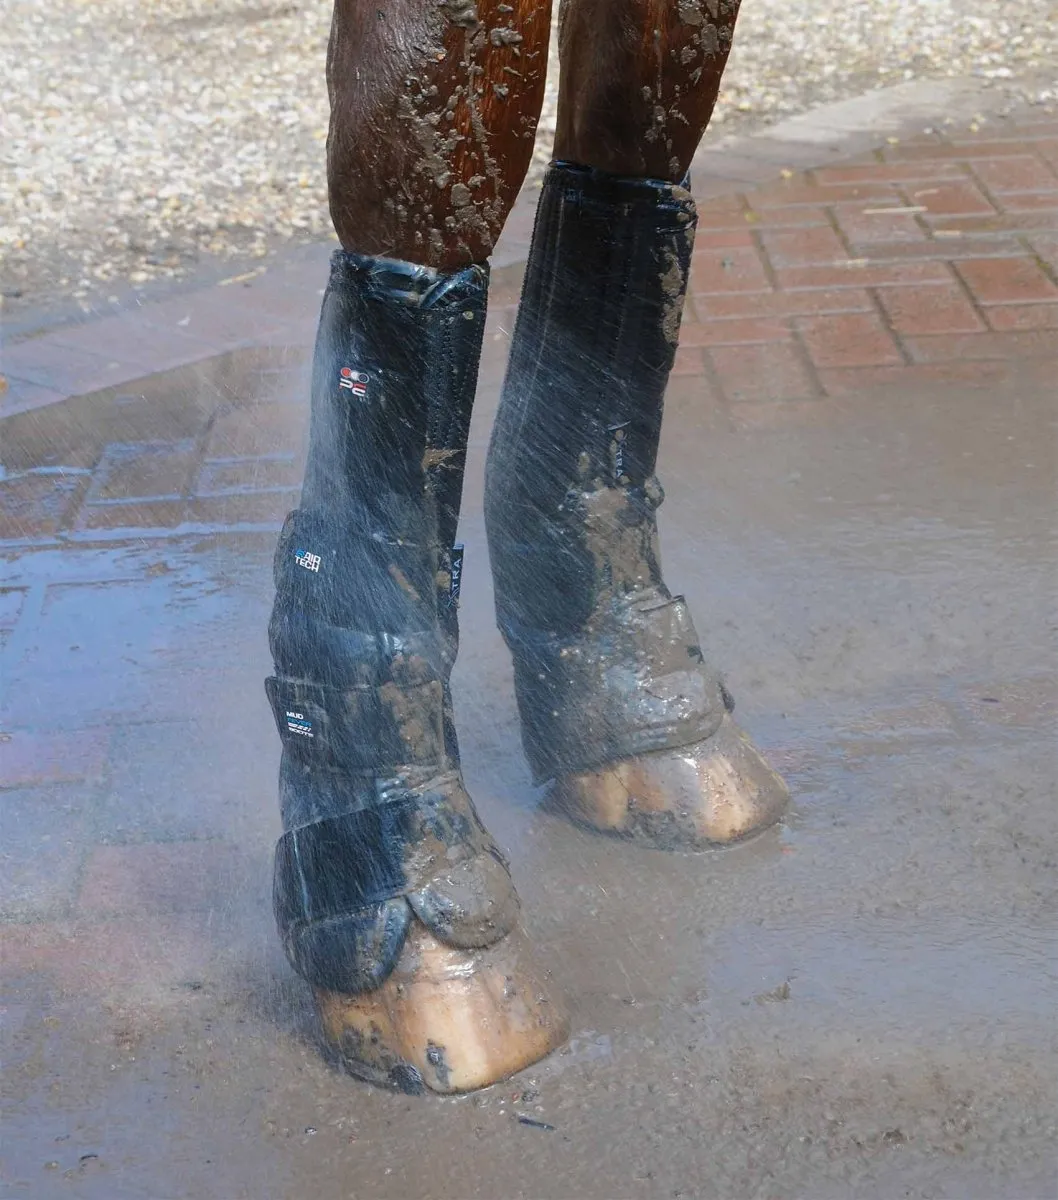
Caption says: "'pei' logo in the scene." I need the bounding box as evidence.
[339,367,368,396]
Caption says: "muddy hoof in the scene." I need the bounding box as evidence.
[550,715,789,849]
[315,921,569,1094]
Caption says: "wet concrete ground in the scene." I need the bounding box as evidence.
[2,349,1055,1198]
[3,119,1058,1198]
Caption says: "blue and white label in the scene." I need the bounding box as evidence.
[449,545,464,605]
[285,710,314,738]
[608,421,631,483]
[294,548,321,573]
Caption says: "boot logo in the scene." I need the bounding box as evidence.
[294,548,322,573]
[284,711,314,737]
[339,366,369,396]
[608,421,631,484]
[447,544,464,607]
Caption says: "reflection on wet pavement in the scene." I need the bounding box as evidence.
[1,339,1055,1197]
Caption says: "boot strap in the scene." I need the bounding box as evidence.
[266,675,447,771]
[273,788,509,931]
[274,798,421,926]
[504,595,728,782]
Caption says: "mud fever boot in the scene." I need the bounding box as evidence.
[267,251,568,1093]
[485,164,789,849]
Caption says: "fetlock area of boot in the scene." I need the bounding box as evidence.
[315,922,569,1094]
[273,776,571,1092]
[550,714,790,850]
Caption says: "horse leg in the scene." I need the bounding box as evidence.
[266,0,567,1094]
[485,0,790,847]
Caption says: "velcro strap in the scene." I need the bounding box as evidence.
[266,675,446,770]
[273,798,421,928]
[504,594,726,780]
[269,606,450,689]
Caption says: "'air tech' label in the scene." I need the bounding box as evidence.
[294,548,321,573]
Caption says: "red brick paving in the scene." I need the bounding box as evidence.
[953,256,1058,303]
[794,310,905,370]
[78,842,243,916]
[904,329,1057,363]
[772,258,956,291]
[814,161,967,185]
[708,341,816,403]
[0,729,111,788]
[1003,190,1058,211]
[681,315,792,347]
[882,137,1051,161]
[876,282,986,336]
[86,440,199,503]
[749,181,900,207]
[690,242,772,293]
[0,914,219,997]
[73,497,190,533]
[816,360,1013,397]
[204,404,305,461]
[1029,233,1058,268]
[693,287,875,320]
[985,303,1058,331]
[185,489,300,526]
[3,111,1053,462]
[2,114,1054,534]
[906,179,996,216]
[0,471,89,540]
[682,116,1058,418]
[970,154,1058,193]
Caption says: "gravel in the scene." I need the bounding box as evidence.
[2,0,1055,318]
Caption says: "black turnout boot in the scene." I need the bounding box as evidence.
[267,251,567,1093]
[485,163,788,848]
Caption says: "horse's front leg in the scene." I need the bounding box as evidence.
[485,0,791,847]
[265,0,567,1094]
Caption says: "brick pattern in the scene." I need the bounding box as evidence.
[0,730,110,789]
[2,356,309,541]
[3,117,1057,542]
[681,117,1058,421]
[3,119,1057,535]
[79,842,247,916]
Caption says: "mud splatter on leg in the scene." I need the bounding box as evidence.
[554,0,740,180]
[326,0,552,265]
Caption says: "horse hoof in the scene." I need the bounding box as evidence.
[315,921,569,1094]
[550,715,789,849]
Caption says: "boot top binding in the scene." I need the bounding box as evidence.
[547,161,698,232]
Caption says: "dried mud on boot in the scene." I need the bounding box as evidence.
[485,165,789,850]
